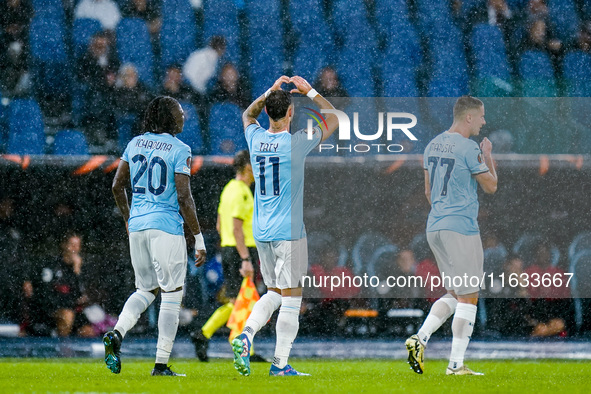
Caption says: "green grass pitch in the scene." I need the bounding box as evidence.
[2,358,590,393]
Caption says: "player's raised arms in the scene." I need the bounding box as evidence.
[289,75,339,141]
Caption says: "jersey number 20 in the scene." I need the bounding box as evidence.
[131,154,167,195]
[256,156,280,196]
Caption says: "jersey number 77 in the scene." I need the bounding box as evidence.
[428,156,455,197]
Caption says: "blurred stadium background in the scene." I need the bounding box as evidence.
[2,0,591,154]
[1,0,591,363]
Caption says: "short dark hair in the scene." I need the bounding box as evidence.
[233,150,250,172]
[266,90,292,121]
[143,96,180,134]
[453,96,483,120]
[209,36,226,52]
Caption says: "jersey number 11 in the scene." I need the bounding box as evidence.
[256,156,280,196]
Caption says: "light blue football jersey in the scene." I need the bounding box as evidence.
[424,131,489,235]
[245,123,322,241]
[121,132,192,235]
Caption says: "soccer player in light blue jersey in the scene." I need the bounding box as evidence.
[232,76,339,377]
[105,96,207,377]
[406,96,498,376]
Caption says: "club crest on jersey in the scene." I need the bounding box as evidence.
[182,157,191,173]
[478,153,483,163]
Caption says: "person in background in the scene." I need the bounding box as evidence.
[0,0,32,45]
[309,245,358,300]
[305,242,357,335]
[33,199,80,258]
[522,18,563,68]
[524,241,572,337]
[191,150,265,362]
[208,63,251,108]
[121,0,161,36]
[23,233,95,337]
[415,252,446,303]
[0,0,33,96]
[390,249,421,301]
[524,18,561,51]
[376,249,426,337]
[113,63,153,136]
[575,22,591,53]
[75,0,122,31]
[486,255,531,336]
[462,0,517,53]
[183,36,226,96]
[160,64,195,103]
[315,66,349,98]
[527,0,549,22]
[78,32,119,146]
[120,0,161,56]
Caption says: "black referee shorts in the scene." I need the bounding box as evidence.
[221,246,259,298]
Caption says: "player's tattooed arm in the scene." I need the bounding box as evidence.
[242,96,266,129]
[176,173,207,266]
[242,75,290,129]
[112,160,131,226]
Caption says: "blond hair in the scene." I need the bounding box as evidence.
[453,96,483,120]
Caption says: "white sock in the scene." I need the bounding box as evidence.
[448,302,477,370]
[155,290,183,365]
[417,294,457,346]
[114,290,156,338]
[242,291,282,343]
[273,296,302,369]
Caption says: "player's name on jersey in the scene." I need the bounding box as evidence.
[258,142,279,153]
[135,138,174,152]
[430,142,456,154]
